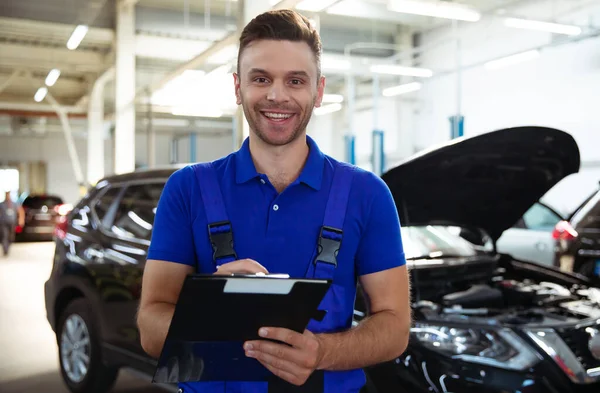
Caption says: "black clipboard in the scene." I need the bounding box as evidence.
[152,274,331,384]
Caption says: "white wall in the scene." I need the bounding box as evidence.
[0,130,234,205]
[411,2,600,161]
[135,132,234,166]
[371,1,600,212]
[307,93,416,172]
[0,134,113,205]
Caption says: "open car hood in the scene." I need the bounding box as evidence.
[381,126,580,241]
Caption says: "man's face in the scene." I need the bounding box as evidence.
[234,39,325,146]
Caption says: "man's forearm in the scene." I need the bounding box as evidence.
[137,302,175,359]
[316,310,410,371]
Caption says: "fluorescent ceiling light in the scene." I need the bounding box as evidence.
[322,94,344,103]
[296,0,338,12]
[370,64,433,78]
[484,49,540,70]
[504,18,582,36]
[388,0,481,22]
[382,82,422,97]
[67,25,89,50]
[34,87,48,102]
[45,69,61,87]
[314,103,342,116]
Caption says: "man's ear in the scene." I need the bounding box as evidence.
[233,73,242,105]
[314,76,326,108]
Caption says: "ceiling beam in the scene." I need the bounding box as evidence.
[135,0,306,99]
[0,69,22,95]
[0,72,87,96]
[0,101,86,114]
[0,42,109,73]
[0,109,88,119]
[0,17,114,47]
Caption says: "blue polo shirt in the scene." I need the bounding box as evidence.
[148,135,406,393]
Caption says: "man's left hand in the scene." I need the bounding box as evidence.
[244,327,325,386]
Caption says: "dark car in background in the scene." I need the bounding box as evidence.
[44,168,179,393]
[554,185,600,281]
[17,194,69,241]
[44,127,600,393]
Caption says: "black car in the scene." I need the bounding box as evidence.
[18,194,68,241]
[45,168,176,393]
[44,127,600,393]
[359,126,600,393]
[553,185,600,281]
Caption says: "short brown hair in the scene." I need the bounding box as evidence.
[237,9,322,79]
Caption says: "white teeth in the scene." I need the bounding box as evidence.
[264,112,292,119]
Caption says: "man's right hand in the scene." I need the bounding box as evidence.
[214,259,269,275]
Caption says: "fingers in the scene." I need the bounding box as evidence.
[213,259,269,275]
[258,327,313,350]
[245,339,313,386]
[245,338,309,368]
[246,345,303,376]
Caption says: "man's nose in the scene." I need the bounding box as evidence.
[266,82,290,102]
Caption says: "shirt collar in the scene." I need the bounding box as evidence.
[234,135,325,190]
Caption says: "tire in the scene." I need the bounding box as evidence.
[57,298,119,393]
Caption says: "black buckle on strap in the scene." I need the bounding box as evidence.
[314,226,342,267]
[207,221,237,262]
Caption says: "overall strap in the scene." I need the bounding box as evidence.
[192,162,237,267]
[310,163,356,280]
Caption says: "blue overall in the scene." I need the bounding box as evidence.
[148,136,407,393]
[181,161,362,393]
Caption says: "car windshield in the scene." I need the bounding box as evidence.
[22,195,63,209]
[401,225,479,260]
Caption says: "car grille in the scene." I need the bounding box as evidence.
[557,327,600,372]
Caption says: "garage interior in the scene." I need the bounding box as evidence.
[1,0,600,393]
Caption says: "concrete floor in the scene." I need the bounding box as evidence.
[0,241,170,393]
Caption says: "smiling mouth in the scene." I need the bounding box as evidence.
[261,111,295,122]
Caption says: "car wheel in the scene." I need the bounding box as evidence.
[57,298,119,393]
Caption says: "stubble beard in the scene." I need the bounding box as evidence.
[240,96,316,147]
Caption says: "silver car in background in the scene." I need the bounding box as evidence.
[496,201,564,266]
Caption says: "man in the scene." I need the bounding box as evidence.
[138,9,410,393]
[0,191,24,256]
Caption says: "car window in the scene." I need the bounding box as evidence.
[110,183,164,241]
[571,190,600,230]
[93,187,123,225]
[521,203,562,231]
[23,195,63,209]
[401,225,477,260]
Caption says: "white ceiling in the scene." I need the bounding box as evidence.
[0,0,597,130]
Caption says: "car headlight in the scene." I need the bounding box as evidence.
[525,328,595,384]
[412,323,541,370]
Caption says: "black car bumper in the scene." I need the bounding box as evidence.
[366,348,600,393]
